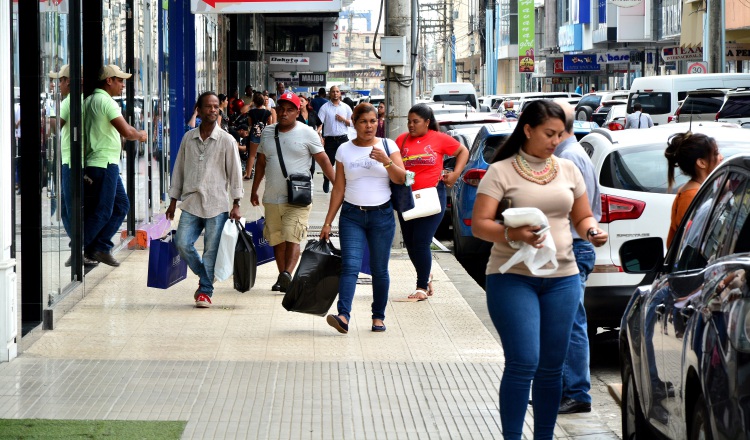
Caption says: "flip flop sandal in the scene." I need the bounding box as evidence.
[427,273,434,296]
[394,288,429,302]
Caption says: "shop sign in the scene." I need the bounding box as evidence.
[558,24,583,52]
[517,0,535,72]
[192,0,341,13]
[270,56,310,65]
[553,59,574,74]
[596,50,631,64]
[726,43,750,61]
[661,46,702,62]
[331,23,340,52]
[563,54,601,71]
[299,73,327,87]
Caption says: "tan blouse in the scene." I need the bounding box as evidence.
[476,150,586,277]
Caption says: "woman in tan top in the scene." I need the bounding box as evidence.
[664,132,723,247]
[471,100,608,440]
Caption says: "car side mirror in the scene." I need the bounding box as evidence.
[619,237,664,274]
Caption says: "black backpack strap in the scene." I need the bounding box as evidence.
[382,138,390,156]
[274,125,289,180]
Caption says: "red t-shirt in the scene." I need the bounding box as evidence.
[395,130,461,191]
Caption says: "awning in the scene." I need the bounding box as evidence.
[680,0,705,48]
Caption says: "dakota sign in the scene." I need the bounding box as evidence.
[270,56,310,65]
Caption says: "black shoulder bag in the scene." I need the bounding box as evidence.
[275,125,313,206]
[382,138,414,212]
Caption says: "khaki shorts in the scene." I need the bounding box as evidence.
[263,203,312,246]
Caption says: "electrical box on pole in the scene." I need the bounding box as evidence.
[380,36,408,66]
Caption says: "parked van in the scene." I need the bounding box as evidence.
[431,82,481,110]
[628,73,750,125]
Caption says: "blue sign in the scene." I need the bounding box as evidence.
[578,0,591,23]
[558,24,583,52]
[563,54,601,71]
[598,0,606,24]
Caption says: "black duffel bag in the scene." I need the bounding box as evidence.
[233,220,257,292]
[282,239,342,316]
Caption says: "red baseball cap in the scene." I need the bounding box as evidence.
[277,92,300,110]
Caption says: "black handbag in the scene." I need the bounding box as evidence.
[233,221,257,292]
[275,125,313,206]
[382,138,414,213]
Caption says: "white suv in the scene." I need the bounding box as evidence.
[716,89,750,127]
[578,122,750,335]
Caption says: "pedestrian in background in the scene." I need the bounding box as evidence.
[470,100,608,440]
[217,93,229,132]
[167,92,243,308]
[263,94,277,124]
[241,85,254,105]
[82,64,147,267]
[664,132,723,247]
[556,102,602,415]
[574,82,583,95]
[250,92,335,292]
[311,87,328,113]
[376,102,386,138]
[320,103,406,334]
[625,103,654,129]
[395,103,469,300]
[244,92,273,181]
[297,94,323,138]
[318,85,353,193]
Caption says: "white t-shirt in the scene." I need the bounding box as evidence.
[335,138,398,207]
[258,121,324,204]
[318,101,353,137]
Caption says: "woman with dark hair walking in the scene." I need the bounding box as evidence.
[243,92,274,180]
[395,103,469,300]
[664,132,723,246]
[320,103,406,334]
[471,100,608,439]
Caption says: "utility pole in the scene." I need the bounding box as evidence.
[707,0,725,73]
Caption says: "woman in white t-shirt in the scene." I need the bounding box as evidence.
[320,103,407,334]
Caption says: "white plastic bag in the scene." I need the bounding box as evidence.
[499,208,558,276]
[214,218,244,282]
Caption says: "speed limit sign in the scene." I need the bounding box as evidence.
[688,61,708,74]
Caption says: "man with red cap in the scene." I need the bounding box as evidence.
[250,91,335,292]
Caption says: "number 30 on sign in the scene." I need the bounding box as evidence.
[688,62,708,74]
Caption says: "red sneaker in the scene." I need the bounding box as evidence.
[195,293,212,308]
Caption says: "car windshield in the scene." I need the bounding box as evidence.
[433,94,477,108]
[600,144,749,193]
[681,94,725,114]
[628,92,672,115]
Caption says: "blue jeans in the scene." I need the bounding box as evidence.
[486,273,580,440]
[562,239,596,403]
[83,164,130,254]
[397,182,446,290]
[337,201,396,321]
[174,210,228,296]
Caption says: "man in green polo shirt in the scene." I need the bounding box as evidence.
[82,64,147,267]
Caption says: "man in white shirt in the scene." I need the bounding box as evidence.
[625,103,654,129]
[250,92,335,292]
[317,86,353,193]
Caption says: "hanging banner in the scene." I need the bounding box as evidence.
[191,0,342,13]
[517,0,535,72]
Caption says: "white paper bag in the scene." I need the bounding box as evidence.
[214,218,244,282]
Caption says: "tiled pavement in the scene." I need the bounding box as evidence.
[0,176,621,439]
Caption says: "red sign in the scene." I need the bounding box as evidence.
[553,59,574,74]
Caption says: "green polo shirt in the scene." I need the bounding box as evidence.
[84,88,122,168]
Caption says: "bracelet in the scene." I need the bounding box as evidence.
[384,160,393,168]
[505,226,521,249]
[323,223,332,228]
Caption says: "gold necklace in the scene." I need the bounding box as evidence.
[512,154,559,184]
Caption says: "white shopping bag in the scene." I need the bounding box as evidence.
[214,218,244,282]
[499,208,559,276]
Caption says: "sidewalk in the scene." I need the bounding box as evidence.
[0,175,620,439]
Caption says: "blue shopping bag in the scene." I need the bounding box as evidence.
[147,230,188,289]
[245,217,275,266]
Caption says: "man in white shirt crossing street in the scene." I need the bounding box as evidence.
[624,103,654,129]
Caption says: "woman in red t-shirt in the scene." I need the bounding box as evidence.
[395,104,469,300]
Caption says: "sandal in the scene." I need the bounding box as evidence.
[427,273,434,296]
[407,288,429,301]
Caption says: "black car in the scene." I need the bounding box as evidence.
[619,153,750,439]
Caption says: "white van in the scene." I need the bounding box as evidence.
[431,82,481,110]
[628,73,750,125]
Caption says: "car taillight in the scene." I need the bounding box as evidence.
[673,106,681,123]
[608,122,624,131]
[462,169,487,187]
[600,194,646,223]
[716,112,720,121]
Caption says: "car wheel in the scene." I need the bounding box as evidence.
[689,395,712,440]
[576,106,593,121]
[622,359,653,440]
